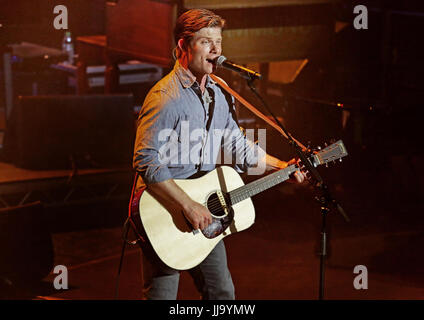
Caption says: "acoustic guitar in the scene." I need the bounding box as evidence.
[132,140,348,270]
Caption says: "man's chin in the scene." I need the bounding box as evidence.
[205,62,215,74]
[206,66,215,74]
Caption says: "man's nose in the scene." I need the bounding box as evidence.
[210,44,217,53]
[210,42,220,54]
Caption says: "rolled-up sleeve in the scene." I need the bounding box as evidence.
[133,90,177,184]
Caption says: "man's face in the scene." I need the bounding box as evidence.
[186,27,222,79]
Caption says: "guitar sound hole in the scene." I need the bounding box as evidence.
[206,192,227,218]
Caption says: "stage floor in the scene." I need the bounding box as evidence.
[0,161,133,209]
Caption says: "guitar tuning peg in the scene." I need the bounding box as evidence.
[325,163,329,168]
[324,142,328,147]
[339,158,343,162]
[317,146,321,150]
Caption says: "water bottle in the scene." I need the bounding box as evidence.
[62,31,74,65]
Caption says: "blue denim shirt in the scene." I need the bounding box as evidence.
[133,61,263,186]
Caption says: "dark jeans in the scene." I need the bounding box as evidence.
[139,238,235,300]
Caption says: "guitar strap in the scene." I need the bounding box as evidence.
[210,74,307,150]
[125,172,145,244]
[115,171,145,298]
[205,87,216,133]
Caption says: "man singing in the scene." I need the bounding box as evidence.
[133,8,305,300]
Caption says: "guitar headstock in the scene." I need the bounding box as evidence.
[310,140,348,167]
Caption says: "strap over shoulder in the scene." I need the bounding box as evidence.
[210,74,307,150]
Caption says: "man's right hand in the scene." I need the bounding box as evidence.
[146,179,213,231]
[182,199,213,230]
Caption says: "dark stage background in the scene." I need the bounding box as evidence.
[0,0,423,300]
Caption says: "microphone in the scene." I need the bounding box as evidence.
[209,56,262,80]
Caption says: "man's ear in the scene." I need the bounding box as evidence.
[177,38,186,52]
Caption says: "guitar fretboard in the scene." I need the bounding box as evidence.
[229,164,297,205]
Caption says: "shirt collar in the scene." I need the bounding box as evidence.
[174,60,217,89]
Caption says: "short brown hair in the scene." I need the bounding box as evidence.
[174,8,225,58]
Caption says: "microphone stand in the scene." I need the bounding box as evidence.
[246,78,350,300]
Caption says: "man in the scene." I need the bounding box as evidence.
[133,8,305,300]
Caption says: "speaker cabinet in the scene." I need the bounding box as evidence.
[4,94,135,170]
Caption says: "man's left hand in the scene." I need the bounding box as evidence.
[286,158,307,184]
[264,154,307,183]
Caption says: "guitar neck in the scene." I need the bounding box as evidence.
[229,164,297,205]
[228,140,348,205]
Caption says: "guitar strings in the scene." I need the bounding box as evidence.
[206,191,255,214]
[207,185,270,212]
[207,201,224,213]
[206,191,245,211]
[205,171,292,213]
[206,198,228,214]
